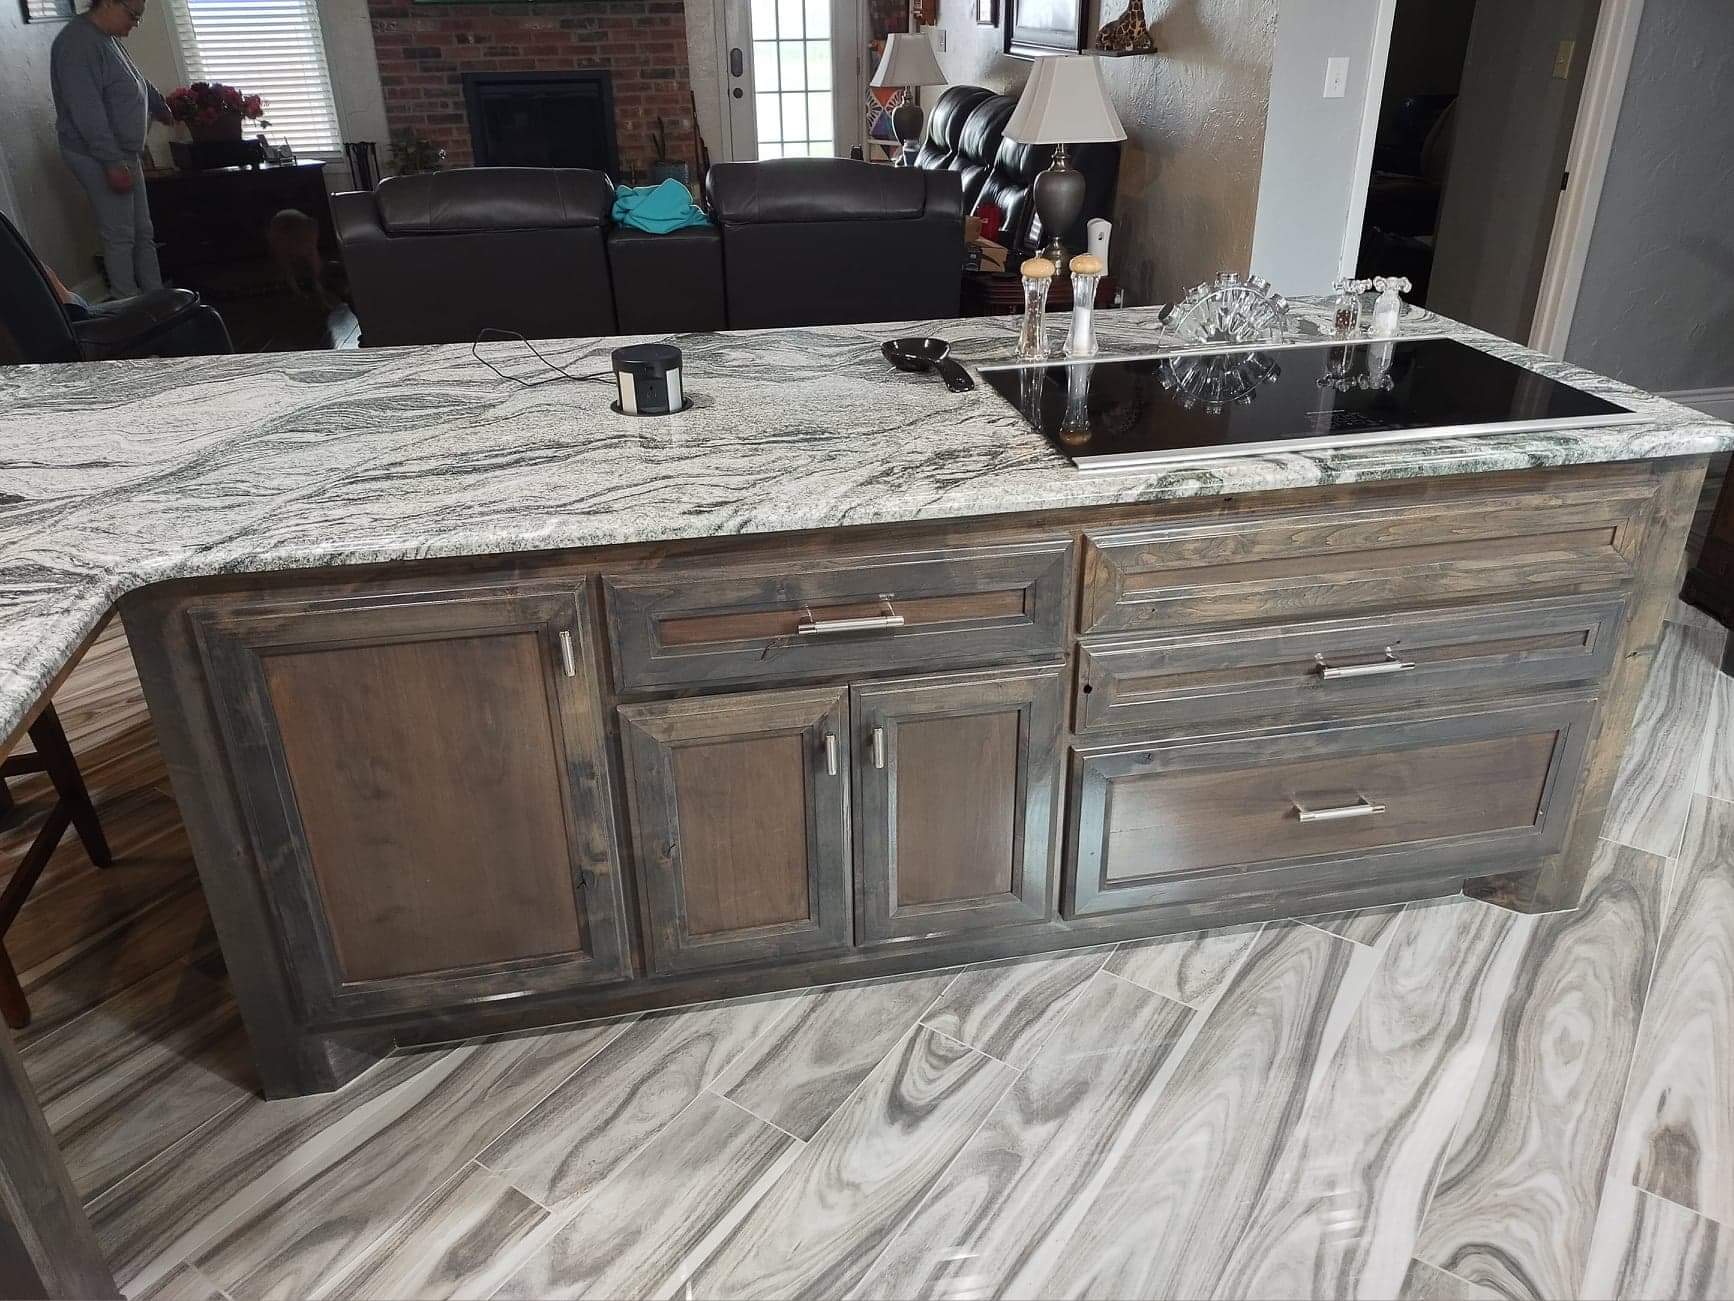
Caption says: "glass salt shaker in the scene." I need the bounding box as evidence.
[1066,254,1105,358]
[1018,257,1056,361]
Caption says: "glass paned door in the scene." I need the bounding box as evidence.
[722,0,860,160]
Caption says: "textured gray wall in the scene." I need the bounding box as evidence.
[928,0,1279,307]
[0,5,97,282]
[1567,0,1734,393]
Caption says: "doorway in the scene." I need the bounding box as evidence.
[717,0,865,160]
[1353,0,1604,344]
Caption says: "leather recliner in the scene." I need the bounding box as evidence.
[974,135,1122,256]
[952,95,1017,214]
[331,167,618,347]
[707,159,963,329]
[911,86,994,172]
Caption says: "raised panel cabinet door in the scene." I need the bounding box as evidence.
[619,686,853,974]
[190,584,632,1021]
[853,664,1064,944]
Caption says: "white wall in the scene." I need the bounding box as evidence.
[1567,0,1734,395]
[0,6,99,281]
[927,0,1279,307]
[1248,0,1387,296]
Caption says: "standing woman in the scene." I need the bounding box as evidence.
[51,0,173,298]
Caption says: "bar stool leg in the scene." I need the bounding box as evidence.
[0,943,28,1030]
[26,704,110,869]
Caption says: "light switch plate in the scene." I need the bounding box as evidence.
[1323,56,1350,99]
[930,27,946,52]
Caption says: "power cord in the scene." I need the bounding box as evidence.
[470,328,614,387]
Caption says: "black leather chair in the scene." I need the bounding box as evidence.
[0,212,232,365]
[911,86,995,172]
[331,167,618,346]
[952,95,1017,214]
[975,135,1122,256]
[707,158,963,329]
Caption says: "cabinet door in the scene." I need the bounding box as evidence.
[620,687,853,974]
[191,584,632,1021]
[853,665,1064,944]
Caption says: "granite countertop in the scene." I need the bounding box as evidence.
[2,299,1730,743]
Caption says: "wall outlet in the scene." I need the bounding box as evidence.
[1553,39,1576,80]
[1323,56,1350,99]
[929,27,946,52]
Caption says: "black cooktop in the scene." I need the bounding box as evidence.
[981,337,1640,472]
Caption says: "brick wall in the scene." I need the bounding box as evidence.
[367,0,698,181]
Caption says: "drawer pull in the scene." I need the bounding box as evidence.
[797,599,905,637]
[1295,796,1387,823]
[1314,648,1416,680]
[558,630,578,678]
[872,726,887,769]
[825,733,839,777]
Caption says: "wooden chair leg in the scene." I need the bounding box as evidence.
[26,704,110,869]
[0,943,28,1030]
[0,775,14,828]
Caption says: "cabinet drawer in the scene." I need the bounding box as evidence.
[1076,594,1626,736]
[605,538,1073,692]
[1081,472,1651,635]
[1066,695,1596,917]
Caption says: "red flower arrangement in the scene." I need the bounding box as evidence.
[164,82,267,129]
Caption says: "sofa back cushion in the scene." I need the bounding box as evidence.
[374,167,613,235]
[954,95,1017,211]
[912,86,994,171]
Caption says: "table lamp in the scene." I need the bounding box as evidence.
[1004,55,1126,268]
[870,33,947,162]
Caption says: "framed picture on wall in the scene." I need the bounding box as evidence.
[976,0,997,26]
[1003,0,1086,58]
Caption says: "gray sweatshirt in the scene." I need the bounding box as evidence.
[51,15,168,166]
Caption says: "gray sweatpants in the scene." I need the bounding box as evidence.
[62,152,161,298]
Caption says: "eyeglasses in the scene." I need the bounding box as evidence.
[118,0,145,19]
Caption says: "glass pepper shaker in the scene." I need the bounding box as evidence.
[1066,254,1105,358]
[1018,256,1056,361]
[1331,277,1366,337]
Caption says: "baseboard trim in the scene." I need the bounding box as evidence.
[1665,387,1734,423]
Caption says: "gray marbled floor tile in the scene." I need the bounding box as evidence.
[479,993,803,1208]
[129,1260,227,1301]
[1397,1258,1502,1300]
[1618,795,1734,1225]
[713,970,958,1139]
[853,971,1194,1300]
[1297,905,1408,948]
[917,947,1110,1067]
[689,1025,1017,1299]
[1104,921,1264,1007]
[190,1020,632,1299]
[1412,840,1665,1299]
[1697,670,1734,804]
[1604,622,1727,857]
[1582,1187,1734,1301]
[491,1092,799,1300]
[1008,921,1383,1300]
[1671,597,1726,634]
[320,1161,547,1301]
[21,960,253,1202]
[1214,899,1532,1300]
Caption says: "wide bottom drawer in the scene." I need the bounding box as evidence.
[1066,695,1597,917]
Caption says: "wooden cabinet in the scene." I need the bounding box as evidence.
[190,584,633,1020]
[1066,695,1598,917]
[620,687,854,973]
[853,666,1063,943]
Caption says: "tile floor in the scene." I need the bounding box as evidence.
[3,601,1731,1300]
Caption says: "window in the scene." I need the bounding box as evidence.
[163,0,342,156]
[752,0,833,158]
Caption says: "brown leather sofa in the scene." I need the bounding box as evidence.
[332,159,963,346]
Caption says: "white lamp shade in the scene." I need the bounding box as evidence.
[870,33,947,88]
[1004,55,1127,144]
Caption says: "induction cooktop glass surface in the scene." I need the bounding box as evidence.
[980,337,1642,472]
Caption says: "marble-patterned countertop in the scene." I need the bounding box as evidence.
[2,299,1729,742]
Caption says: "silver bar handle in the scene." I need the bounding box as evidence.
[1314,647,1416,680]
[1295,796,1387,823]
[871,726,886,770]
[558,630,577,678]
[825,733,838,777]
[796,598,905,637]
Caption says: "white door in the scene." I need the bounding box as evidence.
[720,0,863,161]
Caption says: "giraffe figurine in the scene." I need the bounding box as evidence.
[1095,0,1155,53]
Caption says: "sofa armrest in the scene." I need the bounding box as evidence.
[72,288,202,360]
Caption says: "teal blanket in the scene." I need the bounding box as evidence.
[612,179,711,234]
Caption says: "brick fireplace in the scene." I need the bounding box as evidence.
[366,0,698,181]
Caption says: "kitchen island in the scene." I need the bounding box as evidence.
[3,302,1729,1098]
